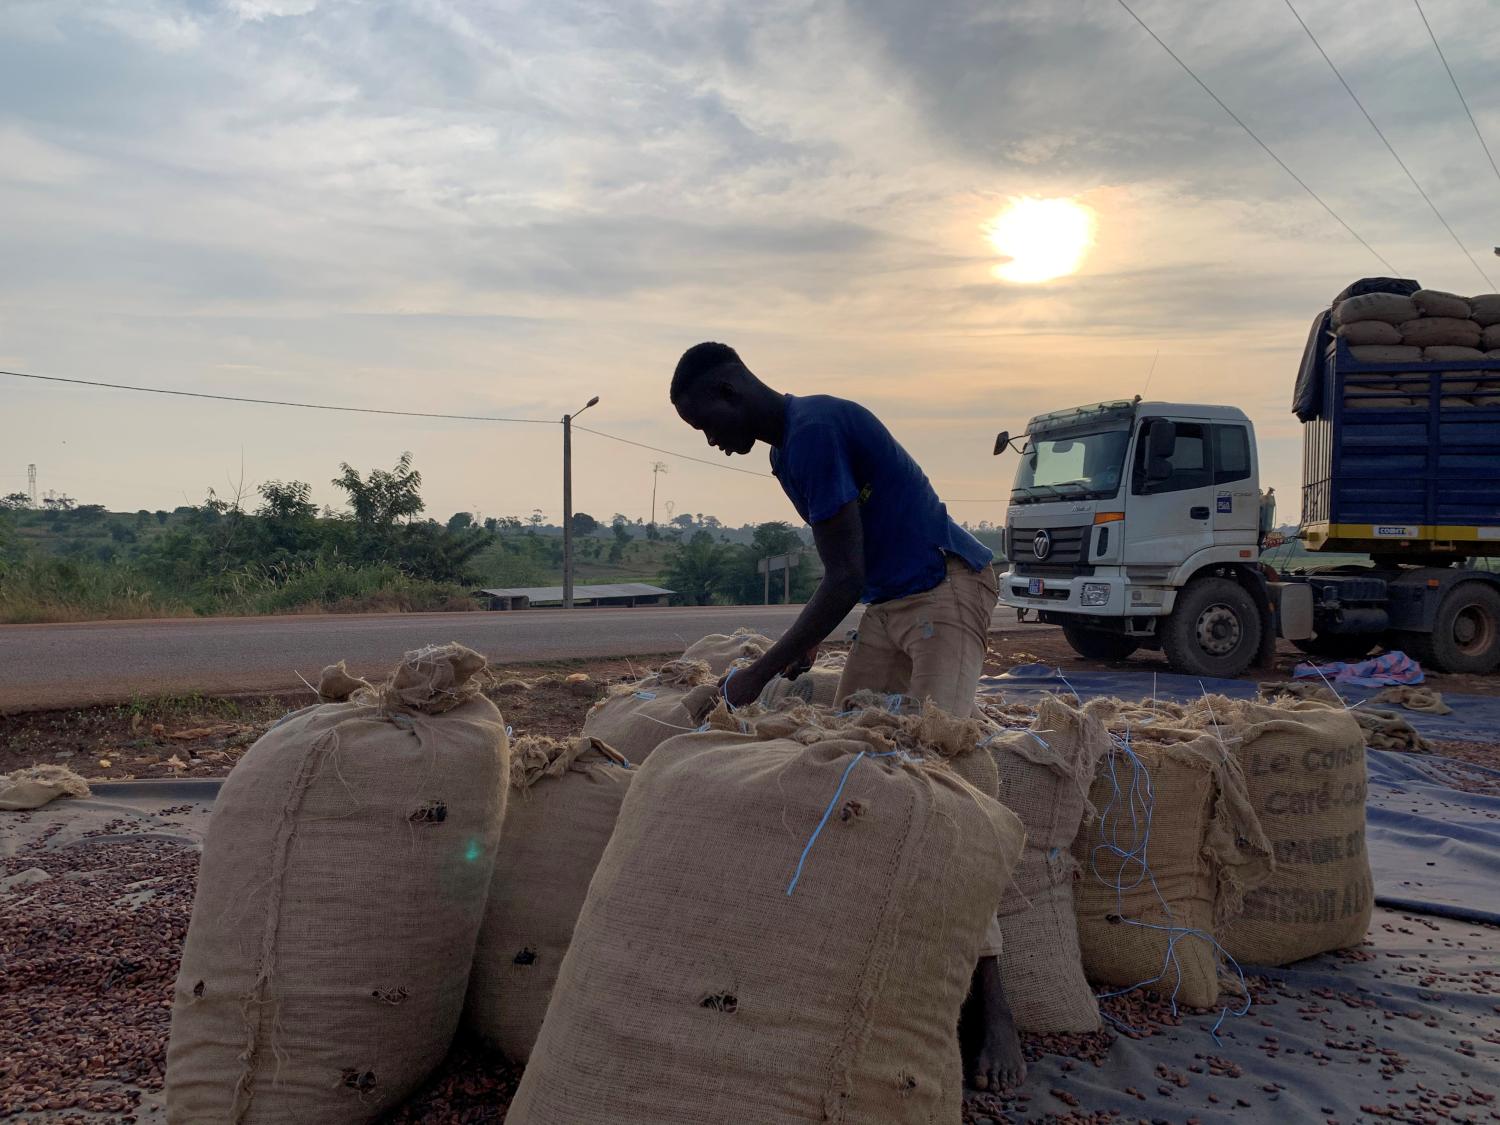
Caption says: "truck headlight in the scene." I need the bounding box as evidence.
[1081,582,1110,607]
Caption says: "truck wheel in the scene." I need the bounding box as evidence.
[1293,634,1379,661]
[1400,582,1500,674]
[1062,625,1140,662]
[1162,577,1262,678]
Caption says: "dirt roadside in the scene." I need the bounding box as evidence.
[4,629,1496,782]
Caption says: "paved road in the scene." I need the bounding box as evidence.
[0,605,1035,711]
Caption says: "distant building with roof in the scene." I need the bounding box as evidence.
[476,582,674,610]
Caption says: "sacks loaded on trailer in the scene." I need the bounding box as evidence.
[465,735,634,1065]
[581,659,720,765]
[507,728,1024,1125]
[165,645,509,1125]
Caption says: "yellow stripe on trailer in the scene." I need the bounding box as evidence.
[1302,522,1500,548]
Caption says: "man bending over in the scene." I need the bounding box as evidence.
[670,341,1025,1091]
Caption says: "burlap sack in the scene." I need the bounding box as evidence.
[1349,345,1422,363]
[1344,379,1412,408]
[1413,289,1472,319]
[1484,325,1500,350]
[1471,294,1500,327]
[681,629,774,675]
[1336,320,1401,346]
[985,695,1110,1032]
[509,731,1025,1124]
[1425,346,1486,361]
[465,735,633,1066]
[1334,293,1417,326]
[1072,728,1271,1010]
[0,765,90,811]
[1206,699,1372,966]
[581,660,720,765]
[758,664,843,709]
[1400,317,1482,348]
[166,645,509,1125]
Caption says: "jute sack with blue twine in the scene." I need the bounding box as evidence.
[581,659,720,766]
[982,694,1111,1033]
[1199,697,1372,967]
[464,734,634,1066]
[166,644,509,1125]
[1070,722,1272,1012]
[509,730,1024,1125]
[680,628,774,676]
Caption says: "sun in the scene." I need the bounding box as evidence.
[985,196,1096,284]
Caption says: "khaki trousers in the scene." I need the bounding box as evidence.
[836,556,999,719]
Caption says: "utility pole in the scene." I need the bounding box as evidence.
[649,461,668,533]
[562,396,600,609]
[27,464,37,508]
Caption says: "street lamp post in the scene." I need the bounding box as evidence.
[562,396,600,609]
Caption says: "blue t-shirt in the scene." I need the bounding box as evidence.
[769,394,993,603]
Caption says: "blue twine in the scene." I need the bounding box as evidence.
[721,668,740,711]
[1089,725,1252,1042]
[785,749,902,896]
[633,690,658,701]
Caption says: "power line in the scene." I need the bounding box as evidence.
[1,369,556,425]
[1284,0,1495,289]
[1114,0,1398,274]
[573,424,772,478]
[1413,0,1500,193]
[1,367,773,478]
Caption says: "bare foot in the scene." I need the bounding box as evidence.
[968,1017,1028,1091]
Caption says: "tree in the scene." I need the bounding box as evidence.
[1,493,30,511]
[154,510,170,525]
[332,452,425,529]
[527,509,545,529]
[571,511,599,536]
[74,504,108,524]
[447,511,475,532]
[663,531,734,605]
[42,495,76,512]
[256,480,318,523]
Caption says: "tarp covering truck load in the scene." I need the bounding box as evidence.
[997,278,1500,678]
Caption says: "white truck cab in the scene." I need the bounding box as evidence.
[997,398,1279,676]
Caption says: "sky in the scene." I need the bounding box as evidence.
[2,0,1497,528]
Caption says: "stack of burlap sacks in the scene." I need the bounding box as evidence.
[165,630,1377,1123]
[1334,288,1500,408]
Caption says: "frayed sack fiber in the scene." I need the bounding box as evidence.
[1071,721,1272,1010]
[680,628,774,676]
[0,764,90,811]
[465,735,633,1066]
[581,659,720,765]
[1202,698,1373,966]
[757,662,844,709]
[982,696,1110,1033]
[166,644,509,1125]
[508,731,1024,1125]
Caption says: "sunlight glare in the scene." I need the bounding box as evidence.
[986,197,1096,284]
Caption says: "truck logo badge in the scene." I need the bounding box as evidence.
[1375,526,1415,538]
[1033,530,1053,560]
[1217,493,1232,514]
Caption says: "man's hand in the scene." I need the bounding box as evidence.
[721,659,774,708]
[783,643,820,681]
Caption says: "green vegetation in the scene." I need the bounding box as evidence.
[0,458,827,621]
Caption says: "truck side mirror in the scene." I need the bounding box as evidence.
[993,431,1010,456]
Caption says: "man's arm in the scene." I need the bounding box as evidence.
[723,500,864,707]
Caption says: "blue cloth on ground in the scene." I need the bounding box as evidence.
[768,393,991,603]
[1293,650,1425,687]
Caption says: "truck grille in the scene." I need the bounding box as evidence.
[1010,525,1090,574]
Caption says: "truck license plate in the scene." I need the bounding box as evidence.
[1028,578,1045,596]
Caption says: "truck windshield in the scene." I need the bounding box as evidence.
[1011,428,1130,503]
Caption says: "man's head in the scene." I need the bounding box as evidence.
[671,341,767,457]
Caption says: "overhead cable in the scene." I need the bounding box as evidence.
[1114,0,1398,274]
[1285,0,1495,289]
